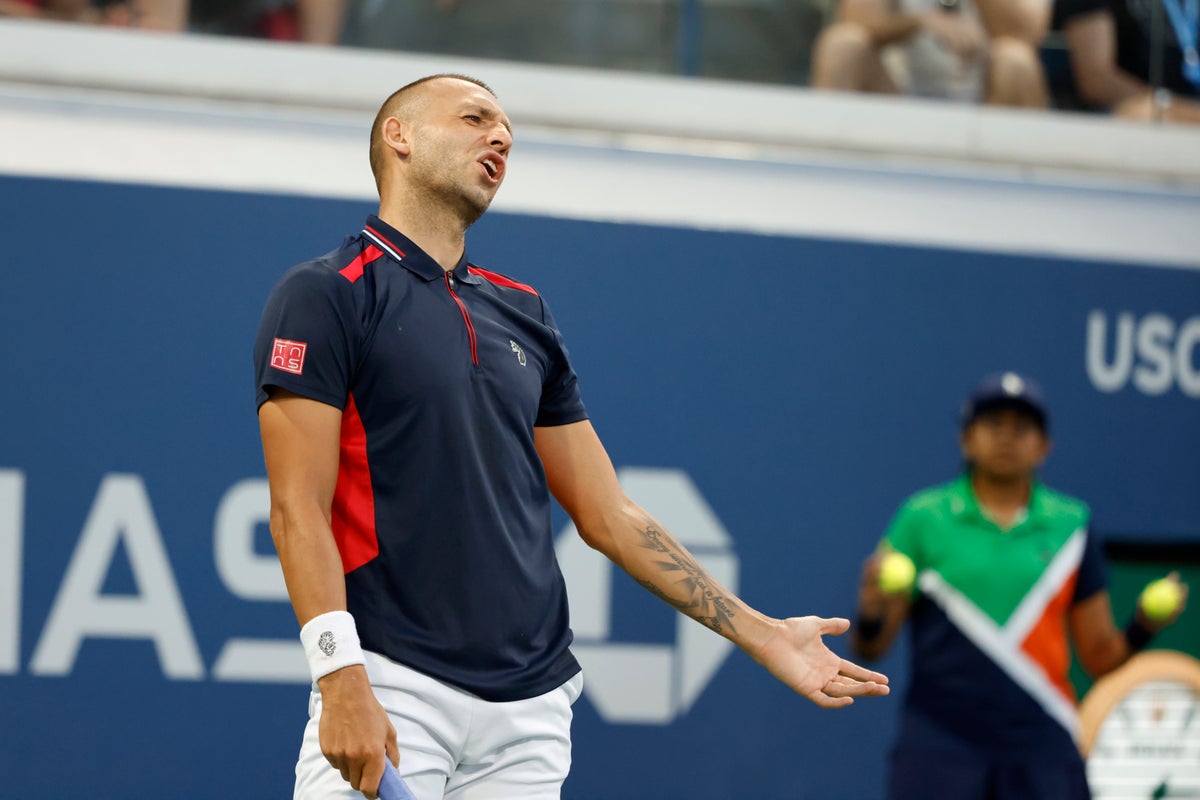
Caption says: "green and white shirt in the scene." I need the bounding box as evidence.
[884,474,1107,759]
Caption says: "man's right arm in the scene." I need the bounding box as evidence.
[259,389,397,799]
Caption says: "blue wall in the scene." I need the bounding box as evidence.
[1,175,1197,799]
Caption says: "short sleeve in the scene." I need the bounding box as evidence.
[534,297,588,427]
[878,500,925,600]
[253,262,360,411]
[882,499,923,563]
[1072,528,1109,603]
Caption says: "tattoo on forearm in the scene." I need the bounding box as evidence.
[634,516,737,635]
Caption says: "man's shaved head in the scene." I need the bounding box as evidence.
[368,74,496,192]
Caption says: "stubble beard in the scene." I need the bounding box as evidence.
[413,152,494,230]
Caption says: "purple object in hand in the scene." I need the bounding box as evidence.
[378,760,417,800]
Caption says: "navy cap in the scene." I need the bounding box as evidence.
[960,372,1048,431]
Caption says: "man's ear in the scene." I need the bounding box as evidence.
[382,116,412,158]
[1036,435,1053,467]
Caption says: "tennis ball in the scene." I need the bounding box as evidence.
[1141,578,1182,621]
[878,551,916,594]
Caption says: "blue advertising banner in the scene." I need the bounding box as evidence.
[1,175,1196,799]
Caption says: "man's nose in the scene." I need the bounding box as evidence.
[995,423,1020,440]
[490,123,512,152]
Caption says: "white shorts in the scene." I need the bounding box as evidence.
[294,651,584,800]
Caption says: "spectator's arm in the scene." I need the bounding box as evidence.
[1063,10,1200,122]
[840,0,986,57]
[10,0,187,28]
[1063,10,1147,107]
[1111,91,1200,122]
[974,0,1049,44]
[296,0,346,45]
[129,0,188,31]
[0,1,43,18]
[2,0,98,21]
[839,0,925,46]
[1155,96,1200,122]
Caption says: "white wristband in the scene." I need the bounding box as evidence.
[300,610,366,683]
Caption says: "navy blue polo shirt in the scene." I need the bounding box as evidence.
[254,215,587,701]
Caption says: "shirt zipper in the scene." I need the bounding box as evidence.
[444,273,479,365]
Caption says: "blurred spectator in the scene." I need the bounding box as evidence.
[694,0,830,85]
[338,0,826,84]
[190,0,346,43]
[810,0,1050,106]
[0,0,51,17]
[0,0,185,29]
[1055,0,1200,123]
[2,0,347,42]
[339,1,609,70]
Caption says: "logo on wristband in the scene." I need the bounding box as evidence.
[318,631,336,656]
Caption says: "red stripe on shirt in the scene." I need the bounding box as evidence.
[467,266,539,296]
[339,245,384,283]
[331,393,379,573]
[445,274,479,365]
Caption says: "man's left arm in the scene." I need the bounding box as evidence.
[534,420,889,708]
[1071,576,1189,678]
[1068,530,1188,678]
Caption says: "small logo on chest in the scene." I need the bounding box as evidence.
[509,339,527,366]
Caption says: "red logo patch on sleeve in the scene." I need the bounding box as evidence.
[270,338,308,375]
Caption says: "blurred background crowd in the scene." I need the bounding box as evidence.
[1,0,1197,124]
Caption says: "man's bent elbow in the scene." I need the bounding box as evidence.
[1078,640,1129,680]
[268,507,291,554]
[266,499,330,554]
[572,497,643,562]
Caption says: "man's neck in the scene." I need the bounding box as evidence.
[377,197,469,273]
[971,470,1032,529]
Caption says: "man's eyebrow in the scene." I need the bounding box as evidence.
[463,103,512,133]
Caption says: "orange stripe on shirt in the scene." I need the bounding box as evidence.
[1020,572,1080,704]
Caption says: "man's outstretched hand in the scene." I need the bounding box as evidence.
[749,616,890,708]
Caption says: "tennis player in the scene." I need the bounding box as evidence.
[255,73,890,800]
